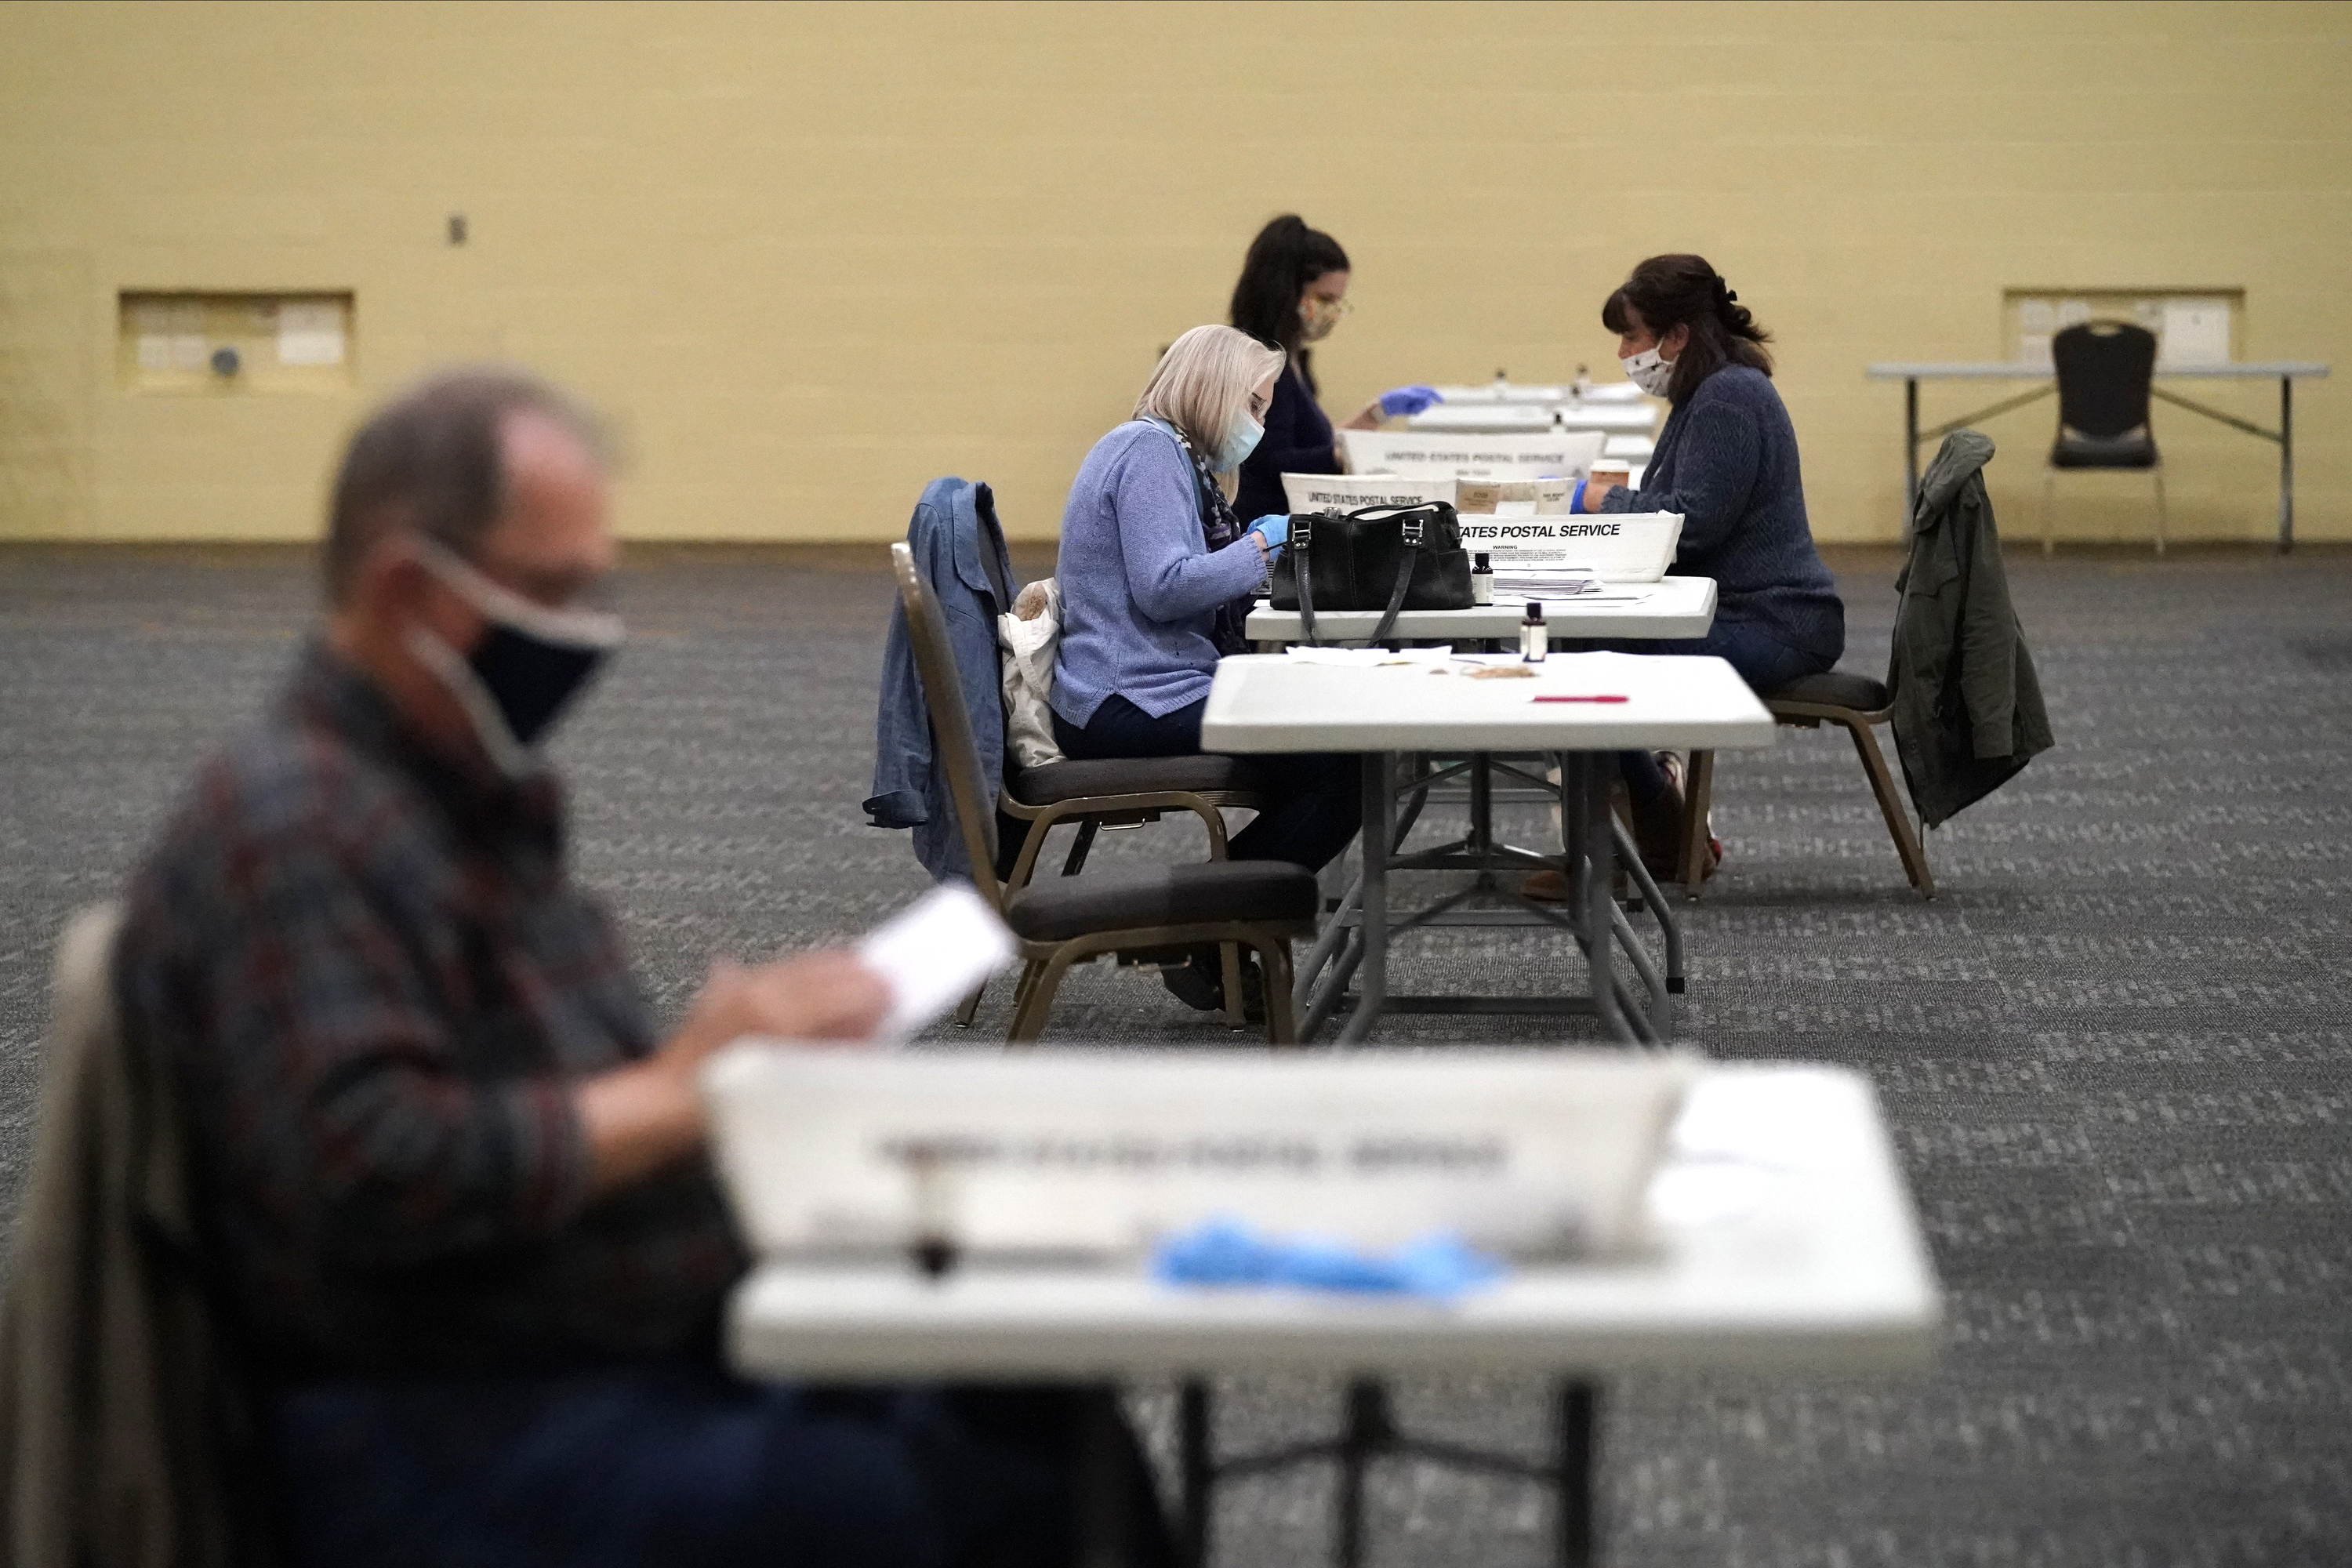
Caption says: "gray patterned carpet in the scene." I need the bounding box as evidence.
[3,540,2348,1566]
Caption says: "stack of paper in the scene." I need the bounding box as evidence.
[1490,565,1603,601]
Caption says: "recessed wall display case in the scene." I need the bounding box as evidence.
[118,291,354,394]
[2002,288,2242,368]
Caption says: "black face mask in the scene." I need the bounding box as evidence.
[465,619,611,747]
[407,541,626,775]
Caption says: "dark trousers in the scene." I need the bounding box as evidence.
[1577,621,1833,809]
[1052,694,1362,873]
[272,1364,1171,1568]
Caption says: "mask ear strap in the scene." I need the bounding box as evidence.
[410,536,626,650]
[401,622,535,779]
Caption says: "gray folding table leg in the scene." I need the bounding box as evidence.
[2279,374,2295,553]
[1903,377,1920,527]
[1574,754,1632,1044]
[1611,818,1685,996]
[1294,869,1363,1014]
[1557,1380,1598,1568]
[1334,752,1393,1047]
[1075,1388,1132,1568]
[1178,1379,1212,1568]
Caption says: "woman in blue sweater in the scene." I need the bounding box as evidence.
[1573,255,1846,877]
[1051,325,1364,1007]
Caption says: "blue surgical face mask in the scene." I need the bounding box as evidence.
[1217,411,1265,472]
[403,539,625,777]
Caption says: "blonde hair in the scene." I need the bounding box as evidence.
[1134,325,1286,470]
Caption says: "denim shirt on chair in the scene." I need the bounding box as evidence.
[865,477,1018,881]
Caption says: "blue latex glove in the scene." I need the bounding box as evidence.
[1152,1217,1506,1301]
[1247,514,1290,553]
[1377,384,1443,418]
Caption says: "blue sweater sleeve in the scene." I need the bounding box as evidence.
[1599,396,1760,554]
[1114,435,1269,624]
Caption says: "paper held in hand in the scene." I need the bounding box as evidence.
[1457,512,1684,583]
[855,884,1017,1044]
[701,1047,1700,1263]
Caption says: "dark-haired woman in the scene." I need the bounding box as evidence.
[1226,215,1439,521]
[1574,255,1844,876]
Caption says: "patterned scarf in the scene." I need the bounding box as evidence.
[1161,421,1254,655]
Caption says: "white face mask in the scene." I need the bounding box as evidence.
[1621,345,1673,397]
[1216,412,1265,472]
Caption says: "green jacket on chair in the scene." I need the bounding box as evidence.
[1888,430,2055,828]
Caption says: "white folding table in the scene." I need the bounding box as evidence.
[728,1063,1943,1568]
[1200,653,1776,1045]
[1865,360,2330,549]
[1243,576,1716,648]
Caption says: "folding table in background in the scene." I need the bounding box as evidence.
[1201,648,1775,1045]
[1865,358,2328,548]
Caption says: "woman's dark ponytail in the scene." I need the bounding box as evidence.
[1230,215,1351,369]
[1601,255,1771,405]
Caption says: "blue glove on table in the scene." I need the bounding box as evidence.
[1152,1216,1506,1301]
[1377,384,1443,418]
[1247,514,1290,554]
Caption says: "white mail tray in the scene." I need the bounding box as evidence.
[703,1046,1698,1263]
[1457,511,1684,583]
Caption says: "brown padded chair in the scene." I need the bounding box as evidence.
[893,543,1318,1042]
[1000,752,1264,892]
[964,586,1266,1027]
[975,749,1269,1028]
[1675,669,1934,900]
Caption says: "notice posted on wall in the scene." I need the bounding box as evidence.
[275,300,347,367]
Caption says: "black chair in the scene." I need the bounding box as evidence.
[893,544,1318,1043]
[2043,320,2165,555]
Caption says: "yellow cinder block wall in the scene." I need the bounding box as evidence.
[2,0,2347,546]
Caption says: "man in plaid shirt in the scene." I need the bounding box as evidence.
[113,371,1167,1567]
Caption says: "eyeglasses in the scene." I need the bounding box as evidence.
[1305,296,1354,319]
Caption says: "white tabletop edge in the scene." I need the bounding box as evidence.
[1199,652,1777,753]
[725,1065,1942,1381]
[1866,361,2328,379]
[1243,577,1716,644]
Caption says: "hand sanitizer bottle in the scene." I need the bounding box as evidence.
[1472,552,1493,605]
[1521,601,1547,662]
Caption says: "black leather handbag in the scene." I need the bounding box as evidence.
[1267,502,1473,645]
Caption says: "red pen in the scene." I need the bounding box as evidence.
[1531,694,1628,702]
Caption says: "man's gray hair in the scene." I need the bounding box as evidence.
[323,367,606,604]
